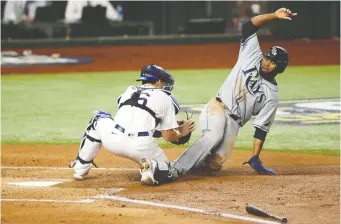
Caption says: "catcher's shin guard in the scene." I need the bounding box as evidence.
[72,129,102,179]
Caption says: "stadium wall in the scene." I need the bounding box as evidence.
[2,36,339,75]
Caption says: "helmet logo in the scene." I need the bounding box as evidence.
[153,65,165,71]
[271,47,277,55]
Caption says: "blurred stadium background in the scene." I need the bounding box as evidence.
[1,1,340,40]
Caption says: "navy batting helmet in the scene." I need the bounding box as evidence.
[137,64,174,91]
[264,46,289,73]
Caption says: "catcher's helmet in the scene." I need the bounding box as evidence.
[264,46,289,73]
[137,64,174,91]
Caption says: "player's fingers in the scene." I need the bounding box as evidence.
[184,120,194,125]
[283,17,292,20]
[186,121,195,128]
[187,122,195,129]
[291,13,298,16]
[188,127,195,132]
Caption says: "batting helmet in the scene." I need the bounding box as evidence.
[137,64,175,91]
[264,46,289,73]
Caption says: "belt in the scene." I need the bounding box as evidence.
[114,124,149,137]
[215,97,240,122]
[215,96,223,103]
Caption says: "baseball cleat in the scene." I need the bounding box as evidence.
[139,158,159,186]
[73,170,89,181]
[169,161,180,180]
[73,172,85,181]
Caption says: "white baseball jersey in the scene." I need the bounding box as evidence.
[115,84,179,133]
[217,33,278,132]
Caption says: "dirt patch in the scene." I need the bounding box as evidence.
[1,145,339,224]
[2,39,339,75]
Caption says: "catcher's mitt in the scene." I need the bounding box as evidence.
[171,111,193,145]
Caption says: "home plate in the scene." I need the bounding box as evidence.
[7,181,63,187]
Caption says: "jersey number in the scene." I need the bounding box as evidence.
[138,92,150,106]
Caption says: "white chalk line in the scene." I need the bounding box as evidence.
[1,198,96,203]
[2,194,279,224]
[0,188,124,203]
[1,166,138,171]
[94,195,280,224]
[1,167,279,223]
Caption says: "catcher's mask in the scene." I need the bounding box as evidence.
[264,46,289,74]
[137,64,174,91]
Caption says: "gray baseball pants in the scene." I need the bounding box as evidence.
[173,97,240,175]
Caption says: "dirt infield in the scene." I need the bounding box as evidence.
[1,145,340,224]
[2,39,340,75]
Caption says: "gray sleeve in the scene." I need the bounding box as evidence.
[239,33,261,60]
[253,101,278,132]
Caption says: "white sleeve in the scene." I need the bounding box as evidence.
[253,100,278,133]
[64,0,86,23]
[3,1,25,23]
[238,33,261,60]
[104,1,120,21]
[117,86,136,107]
[159,97,179,131]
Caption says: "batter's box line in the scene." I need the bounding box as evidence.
[93,195,280,224]
[1,198,96,203]
[0,166,138,171]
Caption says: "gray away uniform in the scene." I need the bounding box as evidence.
[174,30,278,175]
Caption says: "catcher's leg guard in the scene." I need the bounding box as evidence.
[73,134,101,180]
[72,116,102,180]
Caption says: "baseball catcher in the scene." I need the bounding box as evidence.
[69,64,195,185]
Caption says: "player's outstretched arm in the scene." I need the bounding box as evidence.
[251,8,297,28]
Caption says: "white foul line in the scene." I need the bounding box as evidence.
[93,195,280,224]
[1,198,95,203]
[1,166,138,171]
[1,193,279,223]
[1,167,280,223]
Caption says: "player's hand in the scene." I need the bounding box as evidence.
[179,120,195,137]
[242,155,276,175]
[275,8,297,20]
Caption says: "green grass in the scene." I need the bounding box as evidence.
[2,65,340,155]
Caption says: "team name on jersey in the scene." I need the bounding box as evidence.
[243,66,265,103]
